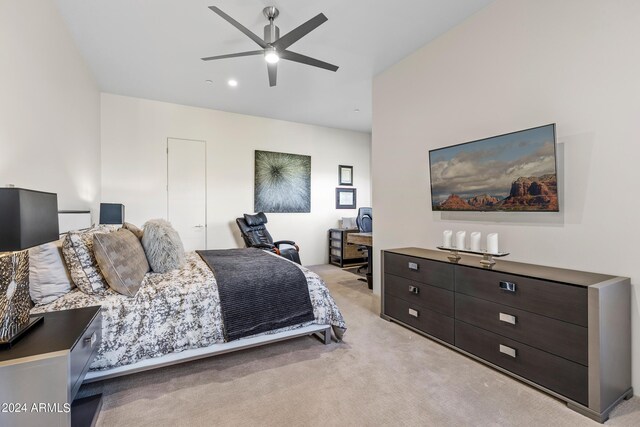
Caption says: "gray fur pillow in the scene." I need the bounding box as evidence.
[141,219,186,273]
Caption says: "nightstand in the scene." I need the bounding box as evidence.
[0,306,102,427]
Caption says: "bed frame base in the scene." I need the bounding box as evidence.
[84,324,332,383]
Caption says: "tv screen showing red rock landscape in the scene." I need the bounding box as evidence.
[429,124,558,212]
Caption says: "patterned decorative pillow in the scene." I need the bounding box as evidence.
[62,225,117,295]
[93,229,149,297]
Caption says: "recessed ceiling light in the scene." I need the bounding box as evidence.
[354,108,360,113]
[228,79,238,87]
[205,79,213,84]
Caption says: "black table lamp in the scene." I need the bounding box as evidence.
[0,188,59,349]
[99,203,125,225]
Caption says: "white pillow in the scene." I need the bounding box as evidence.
[29,239,74,305]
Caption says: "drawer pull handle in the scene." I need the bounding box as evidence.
[408,308,419,318]
[499,281,516,292]
[84,332,97,349]
[408,285,420,295]
[499,313,517,325]
[408,262,419,271]
[499,344,517,358]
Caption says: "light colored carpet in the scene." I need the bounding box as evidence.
[83,264,640,427]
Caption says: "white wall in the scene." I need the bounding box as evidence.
[101,93,371,266]
[0,0,101,212]
[373,0,640,391]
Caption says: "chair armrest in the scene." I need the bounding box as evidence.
[274,240,299,252]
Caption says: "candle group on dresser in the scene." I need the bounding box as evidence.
[442,230,500,254]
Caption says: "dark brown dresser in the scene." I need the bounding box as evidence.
[381,248,632,423]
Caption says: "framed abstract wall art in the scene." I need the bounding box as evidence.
[254,150,311,213]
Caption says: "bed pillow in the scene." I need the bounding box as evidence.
[94,229,149,297]
[121,222,143,240]
[29,239,74,305]
[62,225,116,295]
[141,219,186,273]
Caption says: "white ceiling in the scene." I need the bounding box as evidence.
[54,0,492,133]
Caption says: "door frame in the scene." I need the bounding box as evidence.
[166,137,208,249]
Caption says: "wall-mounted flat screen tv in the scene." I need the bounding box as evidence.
[429,124,558,212]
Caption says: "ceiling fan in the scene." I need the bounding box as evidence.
[201,6,339,87]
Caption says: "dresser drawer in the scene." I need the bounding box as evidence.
[455,320,588,405]
[455,294,587,365]
[384,252,454,290]
[455,266,587,326]
[69,310,102,400]
[384,294,454,344]
[385,273,454,317]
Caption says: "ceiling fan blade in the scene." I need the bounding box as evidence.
[280,50,339,72]
[272,13,328,51]
[201,50,263,61]
[267,62,278,87]
[208,6,267,49]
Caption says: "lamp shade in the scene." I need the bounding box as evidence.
[99,203,125,224]
[0,188,59,251]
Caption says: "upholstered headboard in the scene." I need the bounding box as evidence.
[58,210,92,234]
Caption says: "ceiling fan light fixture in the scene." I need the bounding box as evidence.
[264,47,279,64]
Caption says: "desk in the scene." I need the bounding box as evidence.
[347,232,373,289]
[328,229,368,267]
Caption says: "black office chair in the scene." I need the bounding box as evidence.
[356,207,372,274]
[235,212,301,264]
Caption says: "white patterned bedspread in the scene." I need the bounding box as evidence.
[31,252,346,371]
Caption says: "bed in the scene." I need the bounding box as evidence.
[31,250,346,382]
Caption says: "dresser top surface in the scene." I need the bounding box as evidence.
[384,247,622,287]
[0,306,101,362]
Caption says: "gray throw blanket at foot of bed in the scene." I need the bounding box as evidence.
[197,248,315,341]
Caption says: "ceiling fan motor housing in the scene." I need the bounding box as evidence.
[263,7,280,44]
[264,23,280,44]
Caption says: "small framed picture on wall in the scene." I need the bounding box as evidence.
[336,188,357,209]
[338,165,353,186]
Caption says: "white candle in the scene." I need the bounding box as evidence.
[456,231,466,250]
[470,232,481,252]
[487,233,499,254]
[443,230,453,248]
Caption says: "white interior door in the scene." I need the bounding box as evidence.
[167,138,206,251]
